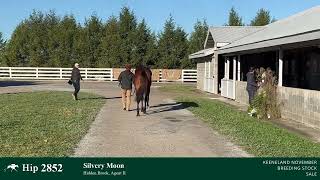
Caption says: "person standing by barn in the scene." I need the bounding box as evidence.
[71,63,83,100]
[118,64,134,111]
[246,67,258,105]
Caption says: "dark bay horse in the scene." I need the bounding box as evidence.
[134,65,152,116]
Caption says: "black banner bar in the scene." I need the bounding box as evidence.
[0,158,318,179]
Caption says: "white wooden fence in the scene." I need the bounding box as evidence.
[0,67,197,83]
[181,69,197,82]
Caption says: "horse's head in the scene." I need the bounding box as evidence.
[7,164,19,170]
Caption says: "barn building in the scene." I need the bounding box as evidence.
[189,6,320,129]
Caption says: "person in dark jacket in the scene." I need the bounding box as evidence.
[246,67,258,105]
[71,63,83,100]
[118,64,134,111]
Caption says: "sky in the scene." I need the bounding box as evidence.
[0,0,320,40]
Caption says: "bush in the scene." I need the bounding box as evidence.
[249,67,281,119]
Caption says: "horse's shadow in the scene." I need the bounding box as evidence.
[0,81,39,87]
[145,101,198,115]
[80,96,122,100]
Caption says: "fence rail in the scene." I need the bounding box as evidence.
[0,67,197,83]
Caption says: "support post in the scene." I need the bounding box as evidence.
[224,58,227,79]
[237,55,241,81]
[204,61,207,91]
[233,57,237,99]
[278,48,283,86]
[226,57,230,80]
[213,53,219,94]
[208,61,211,91]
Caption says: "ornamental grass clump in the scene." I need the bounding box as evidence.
[249,67,281,119]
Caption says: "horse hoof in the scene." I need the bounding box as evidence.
[136,114,140,116]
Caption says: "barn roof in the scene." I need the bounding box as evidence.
[190,26,262,59]
[204,26,263,48]
[218,6,320,54]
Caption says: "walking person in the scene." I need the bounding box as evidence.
[70,63,83,100]
[246,67,258,105]
[118,64,135,111]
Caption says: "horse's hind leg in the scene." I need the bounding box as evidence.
[146,95,150,108]
[144,95,147,109]
[141,100,146,114]
[136,101,140,116]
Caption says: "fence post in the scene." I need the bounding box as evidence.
[36,68,39,78]
[181,70,185,83]
[60,68,62,79]
[110,68,113,82]
[85,68,88,79]
[9,67,12,78]
[158,69,161,82]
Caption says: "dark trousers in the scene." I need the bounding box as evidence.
[247,89,256,105]
[73,80,80,99]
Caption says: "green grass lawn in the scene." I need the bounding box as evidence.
[0,91,105,157]
[160,84,320,157]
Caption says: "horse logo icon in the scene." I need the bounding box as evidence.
[4,164,19,172]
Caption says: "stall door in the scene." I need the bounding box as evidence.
[204,61,214,93]
[221,58,236,99]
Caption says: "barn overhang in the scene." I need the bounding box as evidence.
[188,48,214,59]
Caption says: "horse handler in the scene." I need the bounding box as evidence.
[118,64,134,111]
[71,63,83,100]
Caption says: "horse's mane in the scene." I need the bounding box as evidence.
[136,64,145,71]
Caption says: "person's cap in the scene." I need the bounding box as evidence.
[75,63,79,67]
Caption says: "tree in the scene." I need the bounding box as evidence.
[83,15,103,67]
[98,16,121,67]
[4,6,202,69]
[48,15,78,67]
[0,32,6,66]
[157,16,188,69]
[187,19,208,68]
[250,8,272,26]
[174,26,189,69]
[157,16,176,68]
[118,7,137,65]
[143,32,158,67]
[131,19,154,67]
[5,10,59,67]
[226,7,244,26]
[5,18,34,66]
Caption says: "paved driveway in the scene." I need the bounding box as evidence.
[0,80,251,157]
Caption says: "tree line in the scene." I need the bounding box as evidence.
[0,7,274,69]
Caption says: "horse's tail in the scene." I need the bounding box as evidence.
[134,66,148,103]
[135,91,144,102]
